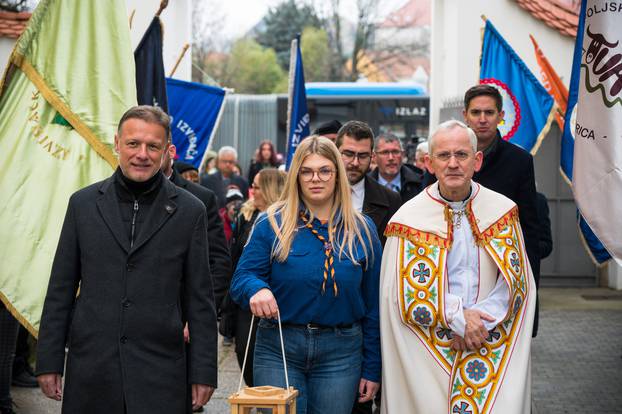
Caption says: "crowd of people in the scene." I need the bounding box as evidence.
[0,84,554,414]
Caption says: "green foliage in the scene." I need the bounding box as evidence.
[300,26,331,82]
[255,0,322,69]
[208,39,286,94]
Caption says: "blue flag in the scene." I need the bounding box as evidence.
[560,0,611,265]
[285,35,310,169]
[166,78,226,169]
[480,20,556,153]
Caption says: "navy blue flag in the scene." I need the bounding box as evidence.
[560,0,611,265]
[285,35,310,169]
[134,17,168,112]
[166,78,226,169]
[480,20,556,153]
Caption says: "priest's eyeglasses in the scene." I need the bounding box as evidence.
[300,168,335,182]
[433,151,471,161]
[340,150,371,162]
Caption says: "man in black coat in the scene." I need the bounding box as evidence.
[162,146,232,311]
[200,146,249,208]
[337,122,401,247]
[368,133,424,204]
[336,121,401,414]
[36,106,218,414]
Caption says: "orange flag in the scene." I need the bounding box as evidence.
[530,34,568,130]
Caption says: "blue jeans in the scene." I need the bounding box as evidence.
[254,320,363,414]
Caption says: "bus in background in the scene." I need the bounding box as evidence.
[276,82,429,158]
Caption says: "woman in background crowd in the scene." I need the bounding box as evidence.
[248,140,280,185]
[222,168,286,386]
[231,136,382,414]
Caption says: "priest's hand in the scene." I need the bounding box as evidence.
[250,288,279,319]
[358,378,380,403]
[38,373,62,401]
[463,309,495,350]
[450,335,467,351]
[192,383,215,410]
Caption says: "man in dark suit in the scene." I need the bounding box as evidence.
[162,145,231,311]
[461,85,540,329]
[200,146,249,208]
[36,106,218,413]
[368,134,423,204]
[336,121,401,414]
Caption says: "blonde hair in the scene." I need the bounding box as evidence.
[240,168,286,220]
[267,135,374,266]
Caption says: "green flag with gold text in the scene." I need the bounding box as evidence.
[0,0,136,335]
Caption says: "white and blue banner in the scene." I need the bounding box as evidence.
[166,78,227,170]
[285,35,310,170]
[560,0,611,265]
[567,0,622,265]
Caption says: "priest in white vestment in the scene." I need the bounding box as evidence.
[380,120,535,414]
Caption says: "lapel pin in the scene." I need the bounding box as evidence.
[165,205,174,214]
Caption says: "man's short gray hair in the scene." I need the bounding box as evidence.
[218,146,238,160]
[415,141,429,155]
[375,133,403,150]
[428,120,477,153]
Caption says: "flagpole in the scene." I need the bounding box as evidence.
[285,36,298,170]
[169,43,189,77]
[129,9,136,29]
[198,88,231,173]
[156,0,169,17]
[285,37,298,152]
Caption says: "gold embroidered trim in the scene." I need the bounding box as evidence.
[465,205,519,246]
[385,222,450,249]
[0,292,38,338]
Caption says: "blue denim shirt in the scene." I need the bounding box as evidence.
[230,211,382,382]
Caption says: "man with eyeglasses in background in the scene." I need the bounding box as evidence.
[368,134,424,203]
[336,121,401,248]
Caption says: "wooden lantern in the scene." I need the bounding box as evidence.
[229,385,298,414]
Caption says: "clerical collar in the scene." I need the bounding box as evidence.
[115,167,163,198]
[438,183,473,210]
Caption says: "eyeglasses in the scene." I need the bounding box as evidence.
[432,151,471,161]
[375,149,402,157]
[340,150,371,162]
[299,168,335,182]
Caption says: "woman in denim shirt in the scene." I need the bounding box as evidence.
[230,136,382,414]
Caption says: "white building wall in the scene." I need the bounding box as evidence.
[430,0,575,127]
[0,38,14,70]
[126,0,192,81]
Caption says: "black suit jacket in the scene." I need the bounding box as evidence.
[362,177,402,246]
[200,170,249,209]
[36,174,218,414]
[171,170,232,310]
[369,164,423,204]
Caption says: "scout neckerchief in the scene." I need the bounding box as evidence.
[299,211,337,296]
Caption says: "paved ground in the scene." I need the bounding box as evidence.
[10,288,622,413]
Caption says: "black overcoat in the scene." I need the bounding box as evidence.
[362,177,402,246]
[170,170,232,310]
[36,174,218,414]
